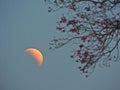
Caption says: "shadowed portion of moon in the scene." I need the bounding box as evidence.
[25,48,43,65]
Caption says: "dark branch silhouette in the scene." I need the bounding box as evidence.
[45,0,120,77]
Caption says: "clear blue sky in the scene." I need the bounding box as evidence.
[0,0,120,90]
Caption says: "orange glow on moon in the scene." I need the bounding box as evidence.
[25,48,43,65]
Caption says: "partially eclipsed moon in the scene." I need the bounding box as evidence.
[25,48,43,65]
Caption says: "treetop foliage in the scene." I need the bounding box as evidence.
[45,0,120,77]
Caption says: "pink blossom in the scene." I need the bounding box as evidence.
[80,58,86,63]
[83,51,89,57]
[56,26,63,30]
[91,31,96,36]
[76,50,81,55]
[81,36,87,42]
[60,16,67,23]
[70,28,77,33]
[79,44,84,48]
[67,19,77,25]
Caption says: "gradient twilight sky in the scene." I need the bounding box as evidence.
[0,0,120,90]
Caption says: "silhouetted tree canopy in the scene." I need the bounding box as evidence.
[45,0,120,77]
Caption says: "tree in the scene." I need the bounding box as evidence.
[45,0,120,77]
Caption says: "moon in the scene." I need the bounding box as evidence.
[25,48,43,65]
